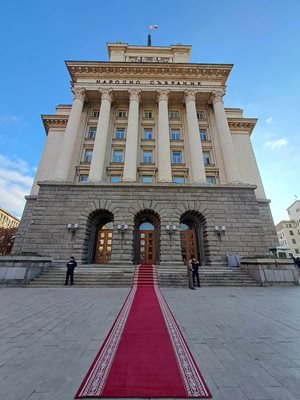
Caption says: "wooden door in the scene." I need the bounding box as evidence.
[180,229,198,264]
[138,230,156,264]
[94,227,113,264]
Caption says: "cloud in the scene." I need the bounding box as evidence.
[0,154,34,218]
[0,114,20,126]
[265,117,273,124]
[264,138,288,151]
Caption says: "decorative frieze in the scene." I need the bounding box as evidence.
[42,115,69,134]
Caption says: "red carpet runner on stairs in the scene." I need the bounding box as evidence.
[75,264,211,398]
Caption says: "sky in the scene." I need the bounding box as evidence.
[0,0,299,223]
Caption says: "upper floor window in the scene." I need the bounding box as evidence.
[170,129,181,141]
[84,150,93,163]
[203,152,211,165]
[197,111,206,120]
[91,108,99,118]
[79,175,88,182]
[113,150,124,163]
[142,176,153,183]
[88,127,96,139]
[199,129,207,141]
[173,176,185,184]
[117,110,127,118]
[110,175,122,183]
[172,151,182,164]
[206,176,216,185]
[143,151,153,164]
[169,111,180,120]
[292,239,296,244]
[144,110,153,119]
[115,128,125,140]
[290,230,294,236]
[143,128,153,140]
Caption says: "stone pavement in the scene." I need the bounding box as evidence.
[0,286,300,400]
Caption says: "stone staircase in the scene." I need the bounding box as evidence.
[157,264,260,287]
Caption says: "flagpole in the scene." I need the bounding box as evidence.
[147,33,152,46]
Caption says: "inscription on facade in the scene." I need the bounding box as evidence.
[95,79,202,86]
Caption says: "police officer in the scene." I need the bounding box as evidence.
[191,256,201,287]
[64,256,77,286]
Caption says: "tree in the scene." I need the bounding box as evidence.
[0,227,18,255]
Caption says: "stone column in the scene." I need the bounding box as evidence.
[184,90,206,183]
[54,87,86,180]
[122,89,141,182]
[89,88,113,181]
[212,89,241,183]
[157,89,172,182]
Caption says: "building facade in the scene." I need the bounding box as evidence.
[13,42,278,265]
[276,200,300,257]
[0,208,20,229]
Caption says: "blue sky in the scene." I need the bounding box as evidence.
[0,0,299,223]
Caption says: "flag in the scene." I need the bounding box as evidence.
[149,25,159,30]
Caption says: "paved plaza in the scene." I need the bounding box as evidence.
[1,286,300,400]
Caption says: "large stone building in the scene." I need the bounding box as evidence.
[13,42,278,265]
[0,208,20,229]
[276,200,300,257]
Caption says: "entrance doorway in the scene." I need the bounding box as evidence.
[180,227,198,264]
[138,222,156,264]
[94,222,113,264]
[180,211,206,265]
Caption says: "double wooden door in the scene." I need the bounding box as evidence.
[138,230,156,264]
[94,227,112,264]
[180,229,199,264]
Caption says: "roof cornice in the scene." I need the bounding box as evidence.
[41,114,69,134]
[65,61,233,85]
[228,118,257,135]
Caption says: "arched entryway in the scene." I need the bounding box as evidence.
[134,210,160,265]
[86,210,114,264]
[180,211,206,265]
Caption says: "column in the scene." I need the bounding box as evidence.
[54,87,86,180]
[212,89,241,183]
[89,88,113,181]
[122,89,141,182]
[157,89,172,182]
[184,90,206,183]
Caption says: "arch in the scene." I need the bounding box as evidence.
[180,210,207,265]
[85,209,114,264]
[133,209,161,265]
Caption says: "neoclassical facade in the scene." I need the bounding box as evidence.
[13,42,278,265]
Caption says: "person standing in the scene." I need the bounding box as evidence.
[64,256,77,286]
[187,259,196,290]
[191,256,201,287]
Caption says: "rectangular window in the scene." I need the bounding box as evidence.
[292,239,296,244]
[84,150,93,163]
[295,249,299,254]
[79,175,88,182]
[142,176,153,183]
[173,176,185,184]
[144,110,153,119]
[197,111,206,120]
[110,175,121,183]
[172,151,182,164]
[117,110,127,118]
[169,111,180,120]
[143,151,153,163]
[199,129,207,141]
[113,150,124,163]
[290,230,294,235]
[88,127,96,139]
[170,129,181,140]
[91,109,99,118]
[143,128,153,140]
[206,176,216,184]
[203,152,211,165]
[115,128,125,139]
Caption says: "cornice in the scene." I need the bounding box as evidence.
[65,61,233,85]
[228,118,257,135]
[41,114,69,134]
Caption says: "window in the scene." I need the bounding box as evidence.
[206,176,216,184]
[91,109,99,118]
[197,111,205,120]
[169,111,180,120]
[199,129,207,141]
[110,175,121,183]
[88,127,96,139]
[292,239,296,244]
[170,129,181,140]
[173,176,185,184]
[84,150,93,163]
[143,151,153,163]
[113,150,124,163]
[295,249,299,254]
[203,152,211,165]
[142,176,153,183]
[115,128,125,139]
[79,175,88,182]
[172,151,182,164]
[290,231,294,235]
[117,110,127,118]
[143,128,153,140]
[144,110,153,119]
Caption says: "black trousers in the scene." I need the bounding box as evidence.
[193,270,200,287]
[65,270,74,285]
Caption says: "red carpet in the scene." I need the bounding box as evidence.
[75,265,211,398]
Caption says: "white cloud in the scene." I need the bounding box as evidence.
[264,138,288,151]
[0,154,34,218]
[0,114,20,126]
[265,117,273,124]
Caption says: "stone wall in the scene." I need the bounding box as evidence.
[12,182,278,265]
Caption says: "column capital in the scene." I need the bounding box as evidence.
[99,87,113,102]
[72,86,86,102]
[184,89,198,103]
[211,89,226,105]
[157,89,170,102]
[128,89,141,103]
